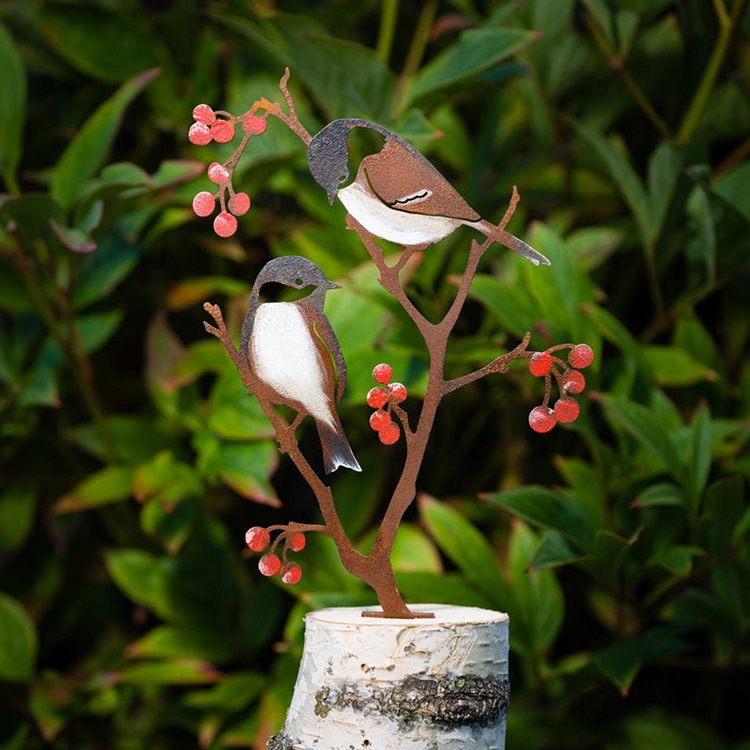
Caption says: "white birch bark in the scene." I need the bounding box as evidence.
[268,604,510,750]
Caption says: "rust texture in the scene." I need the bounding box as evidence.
[204,70,557,619]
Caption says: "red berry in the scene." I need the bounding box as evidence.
[188,122,212,145]
[388,382,407,403]
[564,370,586,394]
[367,387,389,409]
[228,192,251,216]
[207,162,229,184]
[569,344,594,369]
[211,120,235,144]
[529,406,557,433]
[214,211,238,237]
[369,410,392,431]
[280,562,302,585]
[379,423,401,445]
[288,532,306,552]
[192,191,215,217]
[245,526,270,552]
[258,553,281,577]
[242,115,268,135]
[192,104,215,124]
[373,363,392,384]
[529,351,554,377]
[554,397,580,423]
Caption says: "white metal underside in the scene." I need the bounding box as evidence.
[338,181,461,245]
[251,302,336,429]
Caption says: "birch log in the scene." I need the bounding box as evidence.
[268,604,510,749]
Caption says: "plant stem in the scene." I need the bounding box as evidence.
[677,0,747,143]
[393,0,438,115]
[586,16,673,140]
[10,236,116,463]
[376,0,399,64]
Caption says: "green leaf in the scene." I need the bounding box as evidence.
[0,594,37,681]
[597,395,686,480]
[51,68,160,208]
[71,238,143,309]
[649,545,703,576]
[687,403,712,512]
[128,626,235,664]
[395,572,495,609]
[572,121,651,246]
[641,345,717,386]
[183,672,265,711]
[207,371,275,442]
[54,466,134,514]
[0,23,26,192]
[469,273,539,338]
[166,277,251,312]
[528,530,582,570]
[0,257,34,313]
[359,523,442,574]
[41,6,162,83]
[105,548,172,620]
[485,486,597,551]
[647,142,683,242]
[419,495,507,606]
[119,659,221,686]
[214,442,280,506]
[704,476,745,544]
[0,484,36,552]
[593,639,641,695]
[506,524,564,659]
[407,28,537,105]
[632,482,685,508]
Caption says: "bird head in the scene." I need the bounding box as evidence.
[255,256,340,294]
[307,120,355,205]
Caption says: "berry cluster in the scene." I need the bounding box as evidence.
[189,104,269,237]
[244,526,306,585]
[527,344,594,433]
[366,363,408,445]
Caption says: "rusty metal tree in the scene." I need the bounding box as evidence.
[199,70,594,618]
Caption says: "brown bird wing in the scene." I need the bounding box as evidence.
[301,305,347,404]
[359,137,480,222]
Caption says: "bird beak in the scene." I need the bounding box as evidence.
[326,280,341,290]
[327,190,337,206]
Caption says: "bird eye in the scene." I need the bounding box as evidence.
[295,277,303,286]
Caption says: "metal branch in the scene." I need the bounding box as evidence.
[251,68,312,145]
[442,333,532,395]
[203,302,252,389]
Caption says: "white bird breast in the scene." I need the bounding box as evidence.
[251,302,336,429]
[338,181,460,245]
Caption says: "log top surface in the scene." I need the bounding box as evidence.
[308,604,509,627]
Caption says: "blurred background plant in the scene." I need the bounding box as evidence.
[0,0,748,748]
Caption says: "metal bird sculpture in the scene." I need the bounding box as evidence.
[240,256,361,474]
[307,118,550,266]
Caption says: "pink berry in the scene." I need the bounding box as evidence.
[554,397,580,423]
[288,532,306,552]
[192,104,215,124]
[211,120,235,144]
[192,191,215,217]
[214,211,238,237]
[207,162,229,184]
[569,344,594,369]
[280,562,302,585]
[258,553,281,577]
[388,382,407,403]
[228,192,251,216]
[367,387,389,409]
[188,122,212,146]
[373,363,392,384]
[529,406,556,433]
[242,115,268,135]
[379,423,401,445]
[369,410,392,431]
[245,526,270,552]
[529,351,554,377]
[564,370,586,394]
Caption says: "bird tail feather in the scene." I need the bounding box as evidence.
[317,419,361,474]
[480,221,551,266]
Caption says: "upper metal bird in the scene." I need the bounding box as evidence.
[307,118,550,266]
[240,256,361,474]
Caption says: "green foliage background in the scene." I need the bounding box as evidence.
[1,0,749,747]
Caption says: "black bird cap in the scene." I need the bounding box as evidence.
[255,255,340,292]
[307,118,392,205]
